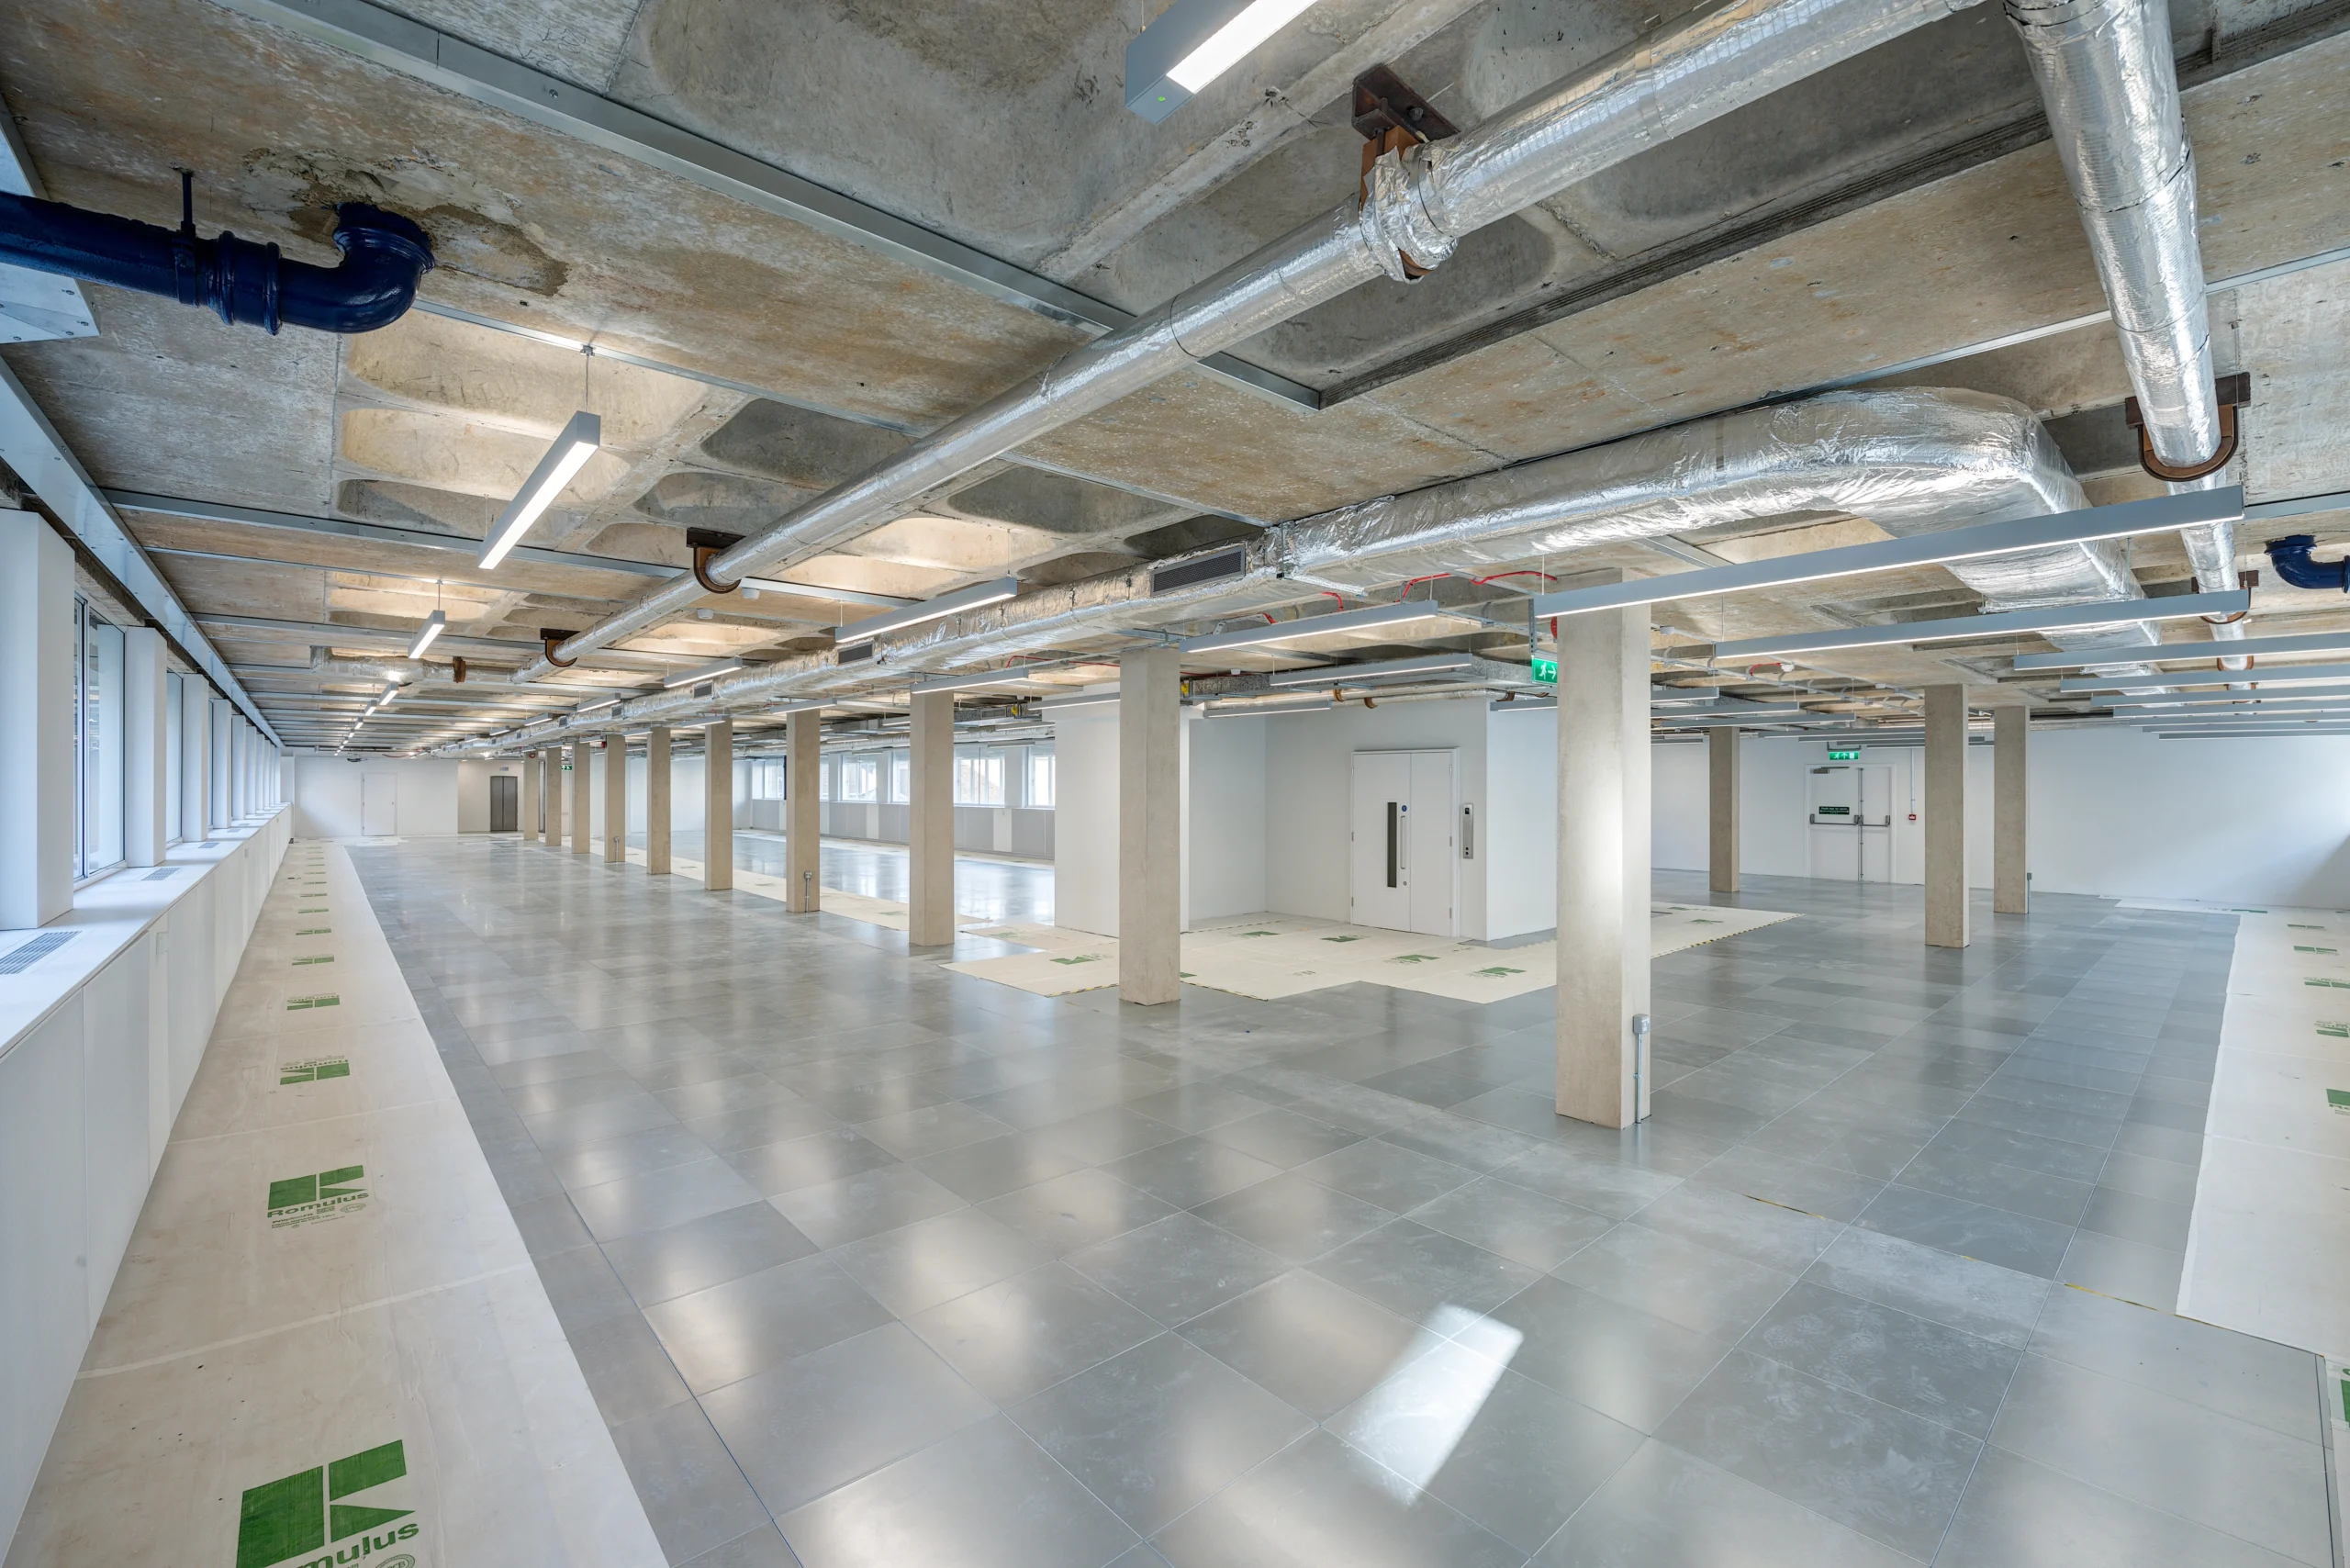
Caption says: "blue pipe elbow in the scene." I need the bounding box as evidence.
[2265,535,2350,592]
[0,191,432,334]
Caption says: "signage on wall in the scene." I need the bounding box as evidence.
[1530,656,1557,683]
[1826,748,1861,760]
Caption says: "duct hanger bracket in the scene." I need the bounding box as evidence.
[539,628,580,668]
[688,528,744,595]
[1353,66,1457,282]
[2125,373,2251,483]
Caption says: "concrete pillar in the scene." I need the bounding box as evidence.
[543,748,565,847]
[1924,684,1970,948]
[0,510,75,928]
[1707,726,1739,895]
[703,719,733,890]
[1555,590,1652,1129]
[124,628,168,867]
[568,739,591,854]
[521,754,541,841]
[785,709,821,912]
[208,700,230,829]
[602,734,626,863]
[179,675,208,844]
[1995,705,2029,915]
[646,726,672,875]
[1119,648,1182,1005]
[908,693,955,945]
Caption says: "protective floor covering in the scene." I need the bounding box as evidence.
[2,839,665,1568]
[946,904,1801,1002]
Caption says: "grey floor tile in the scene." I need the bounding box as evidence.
[2077,1183,2193,1251]
[506,1191,593,1258]
[1067,1211,1288,1325]
[643,1253,893,1394]
[907,1261,1164,1405]
[2027,1286,2323,1441]
[778,1414,1137,1568]
[1191,1171,1395,1264]
[1653,1348,1980,1560]
[1554,1223,1798,1341]
[532,1242,641,1335]
[1854,1183,2074,1278]
[601,1201,821,1307]
[916,1132,1091,1203]
[2057,1230,2183,1312]
[1102,1135,1286,1209]
[771,1164,968,1248]
[829,1206,1047,1316]
[570,1157,767,1243]
[608,1399,775,1565]
[1538,1439,1914,1567]
[1989,1352,2331,1564]
[2095,1148,2201,1206]
[564,1307,696,1427]
[1627,1181,1845,1274]
[855,1100,1018,1159]
[1490,1276,1732,1433]
[1010,1333,1310,1534]
[1202,1106,1367,1168]
[1494,1143,1685,1219]
[1310,1218,1541,1329]
[523,1092,683,1148]
[1741,1279,2020,1438]
[1801,1226,2052,1350]
[1685,1145,1886,1224]
[545,1122,722,1190]
[1123,1081,1275,1132]
[1403,1176,1613,1271]
[680,1527,806,1568]
[724,1127,901,1198]
[1177,1269,1422,1419]
[1151,1428,1521,1568]
[1028,1105,1190,1163]
[1292,1138,1481,1213]
[1331,1341,1645,1553]
[701,1321,994,1515]
[1935,1445,2311,1568]
[978,1168,1182,1256]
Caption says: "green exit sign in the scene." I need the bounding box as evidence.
[1827,748,1861,760]
[1531,656,1557,683]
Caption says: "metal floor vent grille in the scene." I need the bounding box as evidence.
[144,868,180,880]
[0,931,77,975]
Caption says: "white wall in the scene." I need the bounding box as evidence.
[1187,715,1269,924]
[1050,708,1121,936]
[1486,708,1556,940]
[291,756,459,838]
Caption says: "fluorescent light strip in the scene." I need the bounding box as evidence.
[665,659,743,689]
[2104,685,2350,708]
[1528,488,2243,621]
[1707,589,2248,660]
[737,577,918,611]
[406,609,447,658]
[1264,652,1476,688]
[1168,0,1318,88]
[478,410,601,570]
[1181,599,1471,655]
[2063,659,2350,692]
[834,577,1020,647]
[1204,696,1333,718]
[2156,727,2350,738]
[2015,627,2350,670]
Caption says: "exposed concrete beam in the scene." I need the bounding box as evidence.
[192,612,680,672]
[210,0,1317,412]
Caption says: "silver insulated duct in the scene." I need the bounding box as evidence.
[2006,0,2244,660]
[511,0,1995,683]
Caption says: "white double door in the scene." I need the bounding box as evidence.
[1349,750,1457,936]
[361,773,397,836]
[1807,764,1892,881]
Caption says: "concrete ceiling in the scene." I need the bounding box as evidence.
[1,0,2345,751]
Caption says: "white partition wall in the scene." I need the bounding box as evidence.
[0,510,74,931]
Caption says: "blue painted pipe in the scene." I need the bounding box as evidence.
[0,191,432,334]
[2265,535,2350,592]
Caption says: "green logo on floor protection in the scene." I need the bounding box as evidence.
[2329,1091,2350,1113]
[280,1058,350,1085]
[2292,923,2326,930]
[297,928,330,936]
[2299,945,2339,955]
[1051,954,1102,966]
[1473,966,1525,978]
[292,955,333,967]
[2307,979,2350,990]
[235,1439,417,1568]
[2322,1023,2349,1039]
[267,1166,366,1227]
[1390,954,1438,965]
[286,994,340,1011]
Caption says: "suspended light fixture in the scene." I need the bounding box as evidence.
[478,410,601,569]
[833,578,1020,648]
[1126,0,1323,121]
[665,658,744,689]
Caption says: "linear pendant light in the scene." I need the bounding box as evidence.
[1181,599,1475,655]
[664,658,743,689]
[478,410,601,570]
[1264,652,1476,688]
[2015,628,2350,671]
[834,577,1020,648]
[2063,659,2350,692]
[406,608,447,658]
[1707,589,2248,661]
[1126,0,1321,122]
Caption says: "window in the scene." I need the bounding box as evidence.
[838,755,879,802]
[750,759,786,800]
[1024,749,1055,810]
[164,671,185,844]
[74,598,126,878]
[888,751,910,803]
[954,748,1004,807]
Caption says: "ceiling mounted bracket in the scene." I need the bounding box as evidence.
[452,655,468,683]
[1352,65,1457,282]
[688,527,745,594]
[2125,373,2251,483]
[539,628,580,668]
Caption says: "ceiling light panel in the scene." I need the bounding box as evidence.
[478,410,601,570]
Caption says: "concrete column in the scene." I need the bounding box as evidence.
[1924,684,1971,948]
[569,739,591,854]
[908,693,955,945]
[179,675,209,843]
[0,510,75,928]
[1555,590,1652,1128]
[1995,705,2030,915]
[703,719,733,890]
[124,628,168,867]
[602,734,626,863]
[1119,648,1182,1005]
[646,726,672,875]
[208,700,229,829]
[521,754,541,841]
[785,710,820,912]
[1707,726,1740,895]
[543,748,565,847]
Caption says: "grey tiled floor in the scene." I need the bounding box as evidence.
[354,836,2337,1568]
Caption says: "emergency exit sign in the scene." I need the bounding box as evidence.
[1531,656,1557,683]
[1827,748,1861,760]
